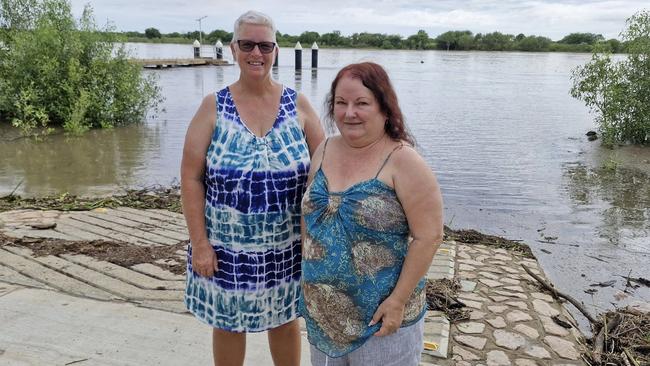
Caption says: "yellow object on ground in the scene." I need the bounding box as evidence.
[423,341,438,351]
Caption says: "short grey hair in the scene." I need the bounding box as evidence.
[232,10,277,43]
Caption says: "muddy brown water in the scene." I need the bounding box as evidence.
[0,46,648,331]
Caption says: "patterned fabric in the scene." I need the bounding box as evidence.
[300,141,427,357]
[185,86,310,332]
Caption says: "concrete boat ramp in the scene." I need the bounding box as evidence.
[0,207,588,365]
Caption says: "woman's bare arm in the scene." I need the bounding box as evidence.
[371,146,444,336]
[180,94,218,277]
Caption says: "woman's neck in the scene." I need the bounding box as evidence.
[342,133,389,154]
[233,77,277,96]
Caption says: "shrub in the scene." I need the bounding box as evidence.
[0,0,162,135]
[570,10,650,146]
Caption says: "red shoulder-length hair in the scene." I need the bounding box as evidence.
[325,62,415,146]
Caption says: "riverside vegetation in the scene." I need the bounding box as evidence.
[571,10,650,146]
[0,0,162,136]
[127,27,624,53]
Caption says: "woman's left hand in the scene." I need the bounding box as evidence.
[369,295,406,336]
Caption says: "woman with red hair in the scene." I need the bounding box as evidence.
[300,62,444,365]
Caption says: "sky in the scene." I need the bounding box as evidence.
[69,0,648,41]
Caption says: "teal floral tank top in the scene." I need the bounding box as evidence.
[299,140,427,357]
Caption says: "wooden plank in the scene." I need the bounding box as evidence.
[0,263,52,289]
[5,246,182,301]
[140,209,189,228]
[61,217,160,246]
[130,58,229,66]
[62,254,184,291]
[148,209,187,221]
[1,228,80,241]
[131,263,185,281]
[53,221,105,241]
[103,207,187,235]
[113,207,188,233]
[0,247,116,300]
[69,213,179,246]
[85,209,188,241]
[58,216,156,246]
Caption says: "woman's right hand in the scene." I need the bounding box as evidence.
[191,240,218,277]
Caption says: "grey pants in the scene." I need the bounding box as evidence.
[309,317,424,366]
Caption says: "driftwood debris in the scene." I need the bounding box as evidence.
[593,313,622,364]
[0,178,23,199]
[520,264,597,324]
[590,309,649,365]
[425,278,469,322]
[0,185,182,213]
[551,314,573,329]
[521,264,650,365]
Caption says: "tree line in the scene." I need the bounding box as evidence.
[131,27,626,53]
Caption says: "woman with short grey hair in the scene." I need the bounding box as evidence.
[181,9,325,366]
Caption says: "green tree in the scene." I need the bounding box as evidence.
[144,27,161,38]
[383,34,403,49]
[571,11,650,145]
[298,31,320,45]
[476,32,514,51]
[166,31,183,38]
[206,29,232,43]
[559,32,604,45]
[276,31,298,46]
[603,38,623,53]
[516,35,552,52]
[124,30,145,38]
[320,30,343,46]
[406,30,430,49]
[0,0,162,135]
[435,30,473,50]
[185,30,203,41]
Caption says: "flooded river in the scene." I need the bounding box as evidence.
[1,44,648,328]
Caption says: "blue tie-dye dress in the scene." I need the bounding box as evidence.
[185,86,310,332]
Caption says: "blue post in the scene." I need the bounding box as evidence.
[215,39,223,60]
[311,42,318,68]
[294,42,302,70]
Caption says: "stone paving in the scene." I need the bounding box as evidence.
[0,208,588,365]
[421,243,587,366]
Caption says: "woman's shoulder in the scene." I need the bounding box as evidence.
[212,86,230,108]
[388,142,429,172]
[282,84,296,94]
[216,85,230,96]
[199,92,218,110]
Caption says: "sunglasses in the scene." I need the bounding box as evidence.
[237,40,276,54]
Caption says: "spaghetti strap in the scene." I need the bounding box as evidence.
[318,138,330,170]
[375,143,404,178]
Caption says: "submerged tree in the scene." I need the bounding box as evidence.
[0,0,162,135]
[571,10,650,146]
